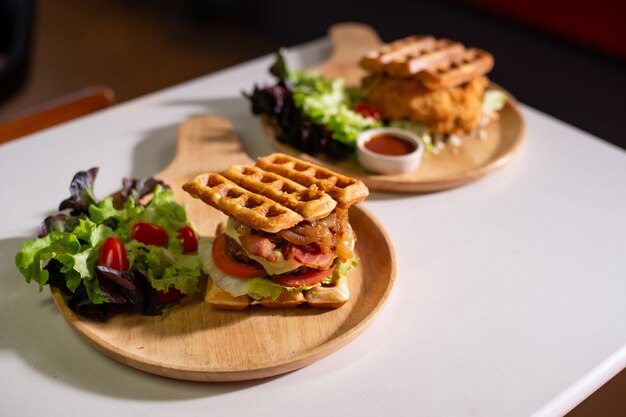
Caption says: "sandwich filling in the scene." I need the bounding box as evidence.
[200,210,357,301]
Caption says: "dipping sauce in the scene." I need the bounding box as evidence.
[364,134,417,156]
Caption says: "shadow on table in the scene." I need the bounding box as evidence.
[0,236,284,399]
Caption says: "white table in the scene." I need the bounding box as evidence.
[1,38,625,417]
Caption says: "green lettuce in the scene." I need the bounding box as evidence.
[288,70,380,146]
[126,240,203,294]
[15,172,203,314]
[15,218,113,304]
[483,89,507,115]
[247,277,315,300]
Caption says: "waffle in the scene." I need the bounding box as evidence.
[205,277,350,310]
[359,35,494,90]
[205,278,250,310]
[417,48,494,90]
[182,173,303,233]
[222,165,337,221]
[361,36,465,78]
[255,153,369,209]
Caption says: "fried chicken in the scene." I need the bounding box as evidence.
[361,74,489,135]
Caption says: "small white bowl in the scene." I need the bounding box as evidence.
[356,127,424,175]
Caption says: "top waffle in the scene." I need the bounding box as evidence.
[256,153,369,209]
[359,35,494,90]
[182,153,369,233]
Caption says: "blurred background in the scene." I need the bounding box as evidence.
[0,0,625,413]
[1,0,625,148]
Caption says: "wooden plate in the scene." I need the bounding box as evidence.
[263,23,526,193]
[50,116,396,381]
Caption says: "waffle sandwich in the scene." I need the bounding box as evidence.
[359,35,501,137]
[182,153,368,310]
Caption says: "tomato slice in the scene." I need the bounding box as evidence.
[353,103,381,120]
[177,225,198,253]
[98,236,129,271]
[272,266,335,287]
[158,287,185,305]
[131,222,169,246]
[212,234,266,278]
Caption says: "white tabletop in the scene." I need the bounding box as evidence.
[1,38,625,417]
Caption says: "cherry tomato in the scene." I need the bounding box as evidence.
[130,222,169,246]
[212,234,266,278]
[158,287,185,305]
[177,225,198,253]
[98,236,129,271]
[272,266,335,287]
[353,103,381,120]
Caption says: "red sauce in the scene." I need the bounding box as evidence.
[364,134,416,156]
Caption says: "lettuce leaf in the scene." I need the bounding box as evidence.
[15,218,112,304]
[327,255,359,284]
[126,240,203,295]
[483,89,507,115]
[58,167,99,216]
[288,70,380,146]
[247,277,314,300]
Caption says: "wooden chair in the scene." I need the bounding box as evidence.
[0,85,115,144]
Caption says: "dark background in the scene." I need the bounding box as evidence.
[195,0,626,150]
[1,0,625,151]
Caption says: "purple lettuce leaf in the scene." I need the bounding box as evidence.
[120,177,169,203]
[58,167,99,215]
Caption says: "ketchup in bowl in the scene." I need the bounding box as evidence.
[364,134,417,156]
[356,127,423,174]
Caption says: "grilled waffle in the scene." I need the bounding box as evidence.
[255,153,369,208]
[221,164,337,221]
[182,173,303,233]
[359,35,494,90]
[183,152,368,231]
[417,48,494,90]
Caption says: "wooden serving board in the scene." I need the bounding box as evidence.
[265,23,525,193]
[50,116,396,382]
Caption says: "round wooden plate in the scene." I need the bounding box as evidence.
[263,23,526,193]
[50,116,396,381]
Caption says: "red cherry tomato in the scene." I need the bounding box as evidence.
[130,222,169,246]
[98,237,129,271]
[177,225,198,253]
[353,103,381,120]
[212,234,266,278]
[158,287,185,305]
[272,266,335,287]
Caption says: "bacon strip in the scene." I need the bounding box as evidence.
[239,235,277,262]
[291,245,334,270]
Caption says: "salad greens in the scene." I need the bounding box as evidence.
[247,50,380,159]
[15,168,204,320]
[287,70,380,146]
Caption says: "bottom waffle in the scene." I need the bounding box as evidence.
[205,276,350,310]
